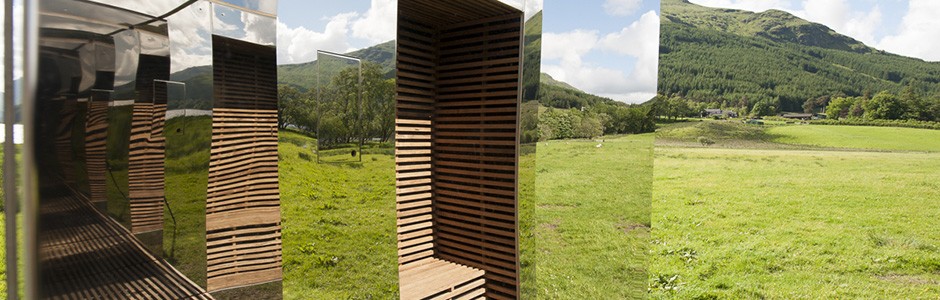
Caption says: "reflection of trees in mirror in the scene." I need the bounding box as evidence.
[280,62,395,146]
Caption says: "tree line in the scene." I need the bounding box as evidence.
[537,83,656,140]
[658,22,940,113]
[278,62,395,147]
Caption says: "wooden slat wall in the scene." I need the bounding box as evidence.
[206,35,282,292]
[432,14,522,300]
[56,100,78,186]
[85,94,110,211]
[128,102,165,233]
[396,17,438,268]
[397,6,523,299]
[128,54,170,234]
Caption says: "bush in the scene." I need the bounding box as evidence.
[697,136,715,146]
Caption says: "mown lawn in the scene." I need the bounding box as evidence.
[535,134,652,299]
[768,125,940,152]
[652,145,940,299]
[279,129,398,299]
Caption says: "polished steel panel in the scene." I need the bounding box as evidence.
[316,50,362,163]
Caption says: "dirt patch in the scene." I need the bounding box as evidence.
[876,274,939,285]
[537,204,580,209]
[618,222,650,234]
[538,219,562,232]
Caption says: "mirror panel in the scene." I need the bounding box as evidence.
[316,51,362,164]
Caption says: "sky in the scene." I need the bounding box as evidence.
[276,0,540,66]
[542,0,661,103]
[688,0,940,62]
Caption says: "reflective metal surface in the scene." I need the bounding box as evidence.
[316,51,362,163]
[164,0,211,289]
[26,0,280,298]
[518,1,542,297]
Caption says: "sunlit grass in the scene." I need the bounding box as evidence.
[279,129,398,299]
[651,146,940,299]
[769,125,940,151]
[535,134,652,299]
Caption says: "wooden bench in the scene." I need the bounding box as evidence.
[399,257,486,300]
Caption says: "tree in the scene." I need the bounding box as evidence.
[864,91,905,120]
[824,96,856,120]
[751,102,772,117]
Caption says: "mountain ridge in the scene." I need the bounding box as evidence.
[658,0,940,112]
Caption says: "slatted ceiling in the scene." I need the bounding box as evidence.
[206,35,281,293]
[399,0,519,27]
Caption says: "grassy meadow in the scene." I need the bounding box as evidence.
[278,129,398,299]
[769,125,940,152]
[535,134,652,299]
[652,121,940,298]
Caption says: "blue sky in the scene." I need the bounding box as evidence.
[688,0,940,62]
[542,0,662,103]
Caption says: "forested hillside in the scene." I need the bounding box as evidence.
[658,0,940,112]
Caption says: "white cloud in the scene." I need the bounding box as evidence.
[598,10,660,59]
[277,12,357,65]
[603,0,642,16]
[542,10,661,103]
[242,11,276,45]
[875,0,940,61]
[542,30,599,66]
[350,0,396,44]
[168,2,212,72]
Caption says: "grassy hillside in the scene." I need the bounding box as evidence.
[540,73,580,92]
[658,0,940,112]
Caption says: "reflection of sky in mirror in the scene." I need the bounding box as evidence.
[277,0,539,65]
[83,0,189,17]
[139,30,170,57]
[112,30,139,91]
[542,0,660,103]
[213,4,276,46]
[216,0,277,15]
[167,1,212,73]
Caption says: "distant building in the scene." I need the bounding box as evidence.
[782,113,825,120]
[705,109,737,118]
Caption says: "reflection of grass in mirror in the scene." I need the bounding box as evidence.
[518,144,536,297]
[535,134,652,299]
[279,129,398,299]
[0,145,5,297]
[163,115,211,288]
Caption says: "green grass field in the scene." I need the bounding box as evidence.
[279,129,398,299]
[652,122,940,298]
[769,125,940,152]
[535,134,652,299]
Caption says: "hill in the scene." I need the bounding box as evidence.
[540,73,581,92]
[277,40,396,92]
[658,0,940,112]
